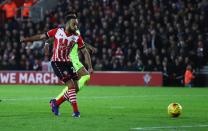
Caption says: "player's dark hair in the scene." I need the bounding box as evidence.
[64,15,77,23]
[64,11,78,17]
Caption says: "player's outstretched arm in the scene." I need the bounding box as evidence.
[85,42,97,54]
[44,42,50,56]
[44,38,54,56]
[20,33,48,43]
[80,47,93,73]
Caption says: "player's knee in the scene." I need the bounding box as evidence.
[85,74,90,81]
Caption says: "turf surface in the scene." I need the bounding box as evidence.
[0,85,208,131]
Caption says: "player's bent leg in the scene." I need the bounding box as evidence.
[79,75,90,90]
[54,67,81,100]
[54,66,89,101]
[51,67,89,115]
[77,67,90,90]
[50,61,80,117]
[50,80,78,116]
[53,62,81,101]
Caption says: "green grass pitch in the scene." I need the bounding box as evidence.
[0,85,208,131]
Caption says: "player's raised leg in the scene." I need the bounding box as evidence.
[77,67,90,90]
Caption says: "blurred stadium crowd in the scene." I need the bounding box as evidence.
[0,0,208,86]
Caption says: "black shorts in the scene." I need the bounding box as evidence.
[51,61,78,83]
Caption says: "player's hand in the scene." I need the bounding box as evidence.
[88,68,94,74]
[44,43,50,56]
[88,47,97,54]
[91,47,97,54]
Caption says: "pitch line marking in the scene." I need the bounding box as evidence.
[131,124,208,130]
[1,94,208,101]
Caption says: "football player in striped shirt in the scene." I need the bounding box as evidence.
[44,12,95,109]
[21,15,93,118]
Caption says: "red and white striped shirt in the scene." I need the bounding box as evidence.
[47,28,84,62]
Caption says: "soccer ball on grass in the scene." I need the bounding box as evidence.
[167,103,182,117]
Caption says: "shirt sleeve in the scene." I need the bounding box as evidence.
[77,36,85,49]
[46,28,58,38]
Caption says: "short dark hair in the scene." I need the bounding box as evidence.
[64,15,77,23]
[64,11,78,17]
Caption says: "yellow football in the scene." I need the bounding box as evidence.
[168,103,182,117]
